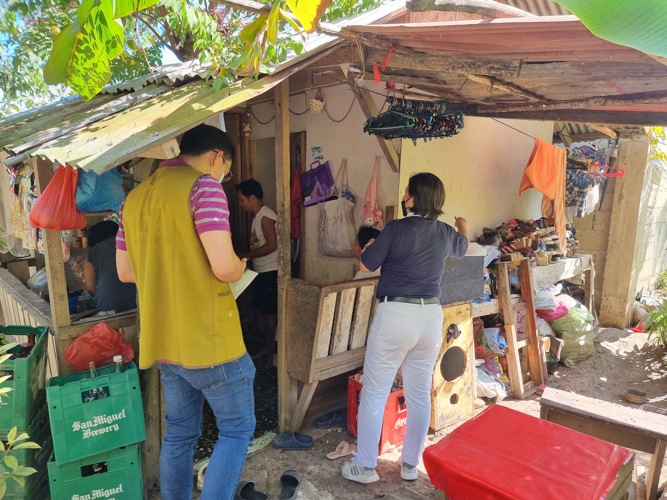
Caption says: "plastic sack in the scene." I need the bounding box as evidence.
[301,160,334,207]
[75,168,125,213]
[482,328,507,355]
[536,301,569,322]
[536,317,556,338]
[550,306,595,367]
[535,289,559,310]
[29,165,87,231]
[27,268,49,299]
[318,197,356,257]
[65,323,135,372]
[476,364,506,400]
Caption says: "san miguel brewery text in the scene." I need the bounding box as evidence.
[72,409,126,439]
[71,483,123,500]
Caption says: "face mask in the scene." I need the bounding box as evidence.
[212,150,233,183]
[401,197,413,217]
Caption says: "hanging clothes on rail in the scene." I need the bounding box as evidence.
[519,139,567,254]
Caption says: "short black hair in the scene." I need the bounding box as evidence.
[358,227,381,249]
[408,173,445,219]
[235,179,264,200]
[179,124,236,158]
[88,221,119,248]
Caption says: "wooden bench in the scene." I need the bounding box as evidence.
[541,388,667,500]
[285,277,379,432]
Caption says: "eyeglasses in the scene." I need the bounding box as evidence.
[213,150,233,183]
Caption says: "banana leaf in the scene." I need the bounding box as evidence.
[555,0,667,58]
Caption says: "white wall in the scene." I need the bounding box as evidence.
[399,117,554,238]
[249,81,401,284]
[250,80,553,283]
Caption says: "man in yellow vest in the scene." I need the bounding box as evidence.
[116,124,254,500]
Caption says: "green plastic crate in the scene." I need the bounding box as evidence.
[3,472,50,500]
[0,326,49,431]
[0,403,53,498]
[47,362,146,465]
[47,445,142,500]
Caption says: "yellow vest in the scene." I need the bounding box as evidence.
[124,166,246,369]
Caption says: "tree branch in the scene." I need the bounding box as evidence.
[158,5,183,56]
[136,15,171,53]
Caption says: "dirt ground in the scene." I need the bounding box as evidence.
[152,327,667,500]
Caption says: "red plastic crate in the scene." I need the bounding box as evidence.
[347,376,407,455]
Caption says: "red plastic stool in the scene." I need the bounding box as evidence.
[423,405,634,500]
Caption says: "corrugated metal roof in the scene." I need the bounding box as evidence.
[100,61,208,94]
[1,46,335,173]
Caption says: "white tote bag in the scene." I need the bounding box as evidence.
[318,160,356,258]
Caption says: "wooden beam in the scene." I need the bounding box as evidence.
[33,158,71,375]
[587,123,617,139]
[600,134,652,328]
[462,109,667,127]
[275,79,294,434]
[364,47,522,78]
[554,132,607,142]
[476,90,667,114]
[555,122,572,147]
[460,73,546,102]
[405,0,535,17]
[347,75,400,172]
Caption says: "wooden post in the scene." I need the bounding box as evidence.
[600,134,652,328]
[276,79,295,433]
[33,158,71,374]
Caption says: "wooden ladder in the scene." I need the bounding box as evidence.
[496,259,546,399]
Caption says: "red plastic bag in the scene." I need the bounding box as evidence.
[29,165,87,231]
[65,323,134,372]
[536,301,569,322]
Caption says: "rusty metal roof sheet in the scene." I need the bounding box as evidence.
[0,48,334,173]
[100,61,208,94]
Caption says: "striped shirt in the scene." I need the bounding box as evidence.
[116,166,230,252]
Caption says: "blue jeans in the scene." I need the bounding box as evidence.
[158,353,256,500]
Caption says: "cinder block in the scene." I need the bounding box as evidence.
[573,216,593,231]
[577,231,609,252]
[593,211,612,231]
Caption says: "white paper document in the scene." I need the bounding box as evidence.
[229,270,258,299]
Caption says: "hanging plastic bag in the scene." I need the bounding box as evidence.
[75,168,125,213]
[301,160,334,207]
[536,300,569,322]
[318,160,356,258]
[65,323,135,372]
[29,165,87,231]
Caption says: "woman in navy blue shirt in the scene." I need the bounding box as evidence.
[342,173,468,484]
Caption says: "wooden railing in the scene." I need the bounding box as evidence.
[0,268,58,379]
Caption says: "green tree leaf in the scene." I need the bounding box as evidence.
[13,434,29,444]
[6,428,16,448]
[12,467,37,476]
[555,0,667,58]
[12,443,41,451]
[11,474,24,487]
[4,455,18,471]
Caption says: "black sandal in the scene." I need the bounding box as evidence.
[280,470,301,500]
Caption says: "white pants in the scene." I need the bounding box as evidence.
[356,301,444,469]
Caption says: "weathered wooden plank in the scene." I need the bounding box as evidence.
[531,254,591,291]
[541,388,667,440]
[313,348,366,381]
[58,313,138,340]
[331,288,356,355]
[315,293,338,359]
[648,440,667,500]
[138,138,180,159]
[496,262,524,399]
[519,259,545,386]
[285,280,323,383]
[275,78,294,434]
[289,381,319,433]
[350,285,376,350]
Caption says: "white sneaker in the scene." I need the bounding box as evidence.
[342,459,380,484]
[400,455,418,481]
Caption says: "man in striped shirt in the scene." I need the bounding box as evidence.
[116,125,255,500]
